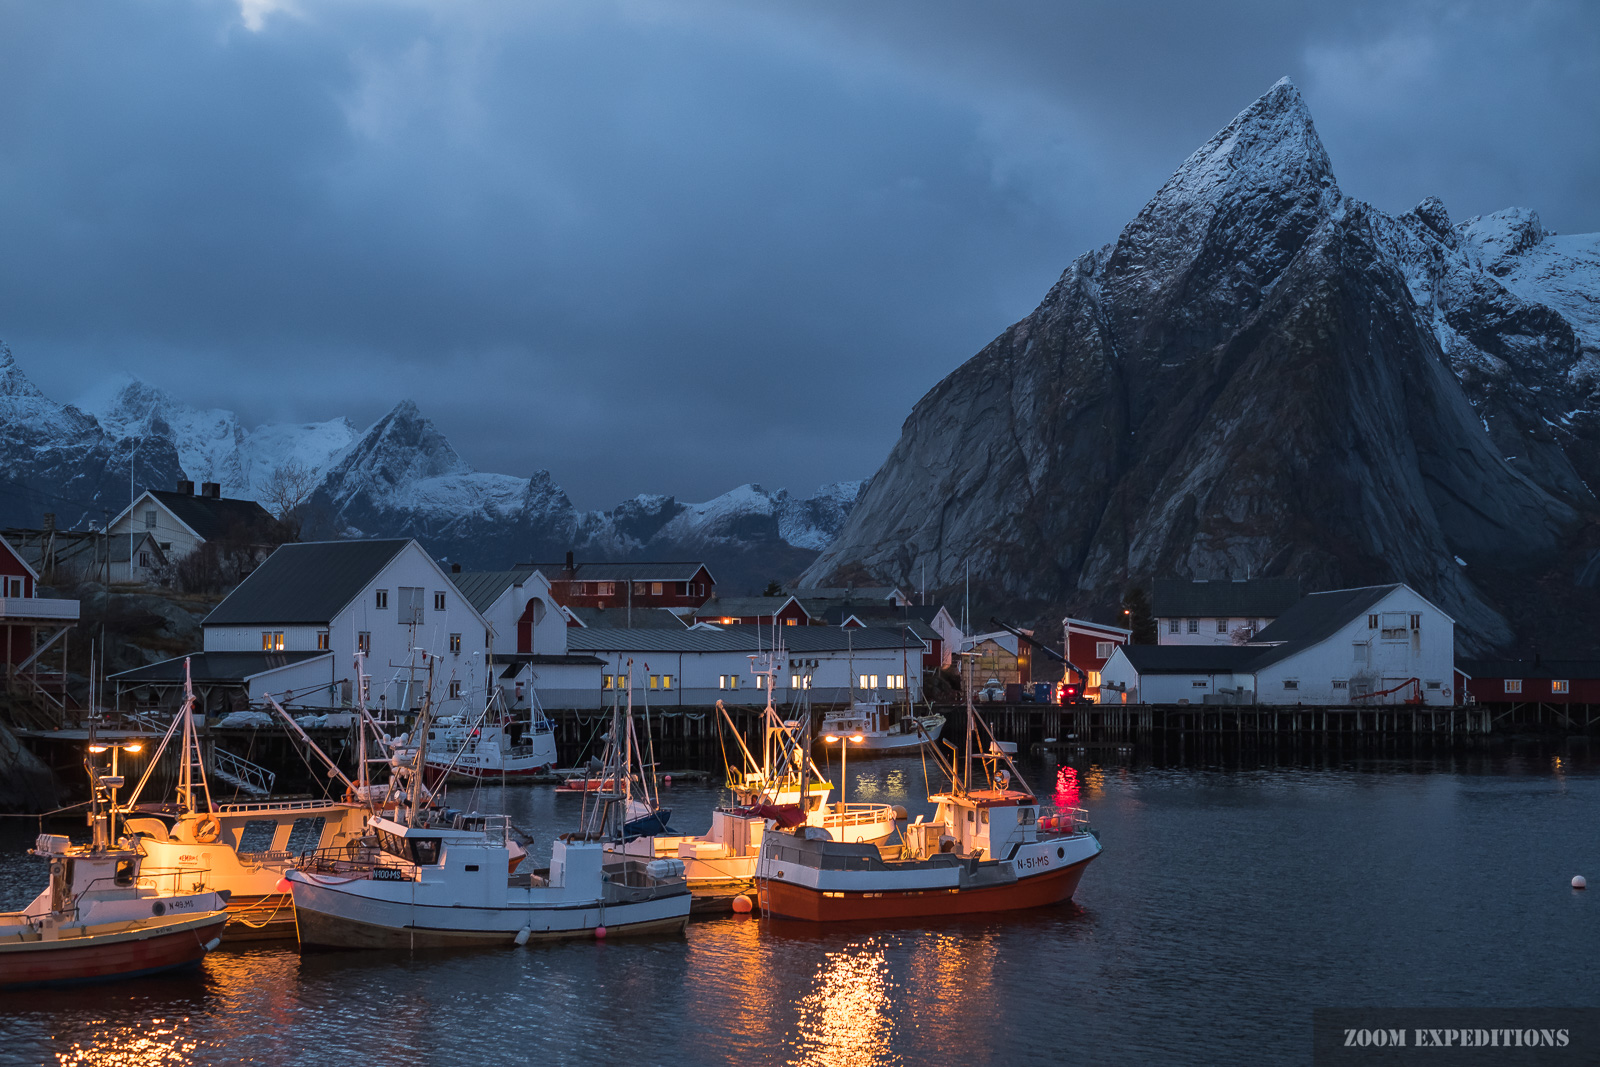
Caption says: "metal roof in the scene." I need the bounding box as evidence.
[791,586,901,601]
[567,625,923,655]
[110,651,331,685]
[527,561,711,583]
[567,606,688,629]
[1458,659,1600,680]
[1114,645,1266,673]
[148,490,276,542]
[448,567,538,614]
[693,597,795,618]
[203,539,410,626]
[1151,578,1301,619]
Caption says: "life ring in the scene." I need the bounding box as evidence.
[1443,686,1452,697]
[195,817,222,843]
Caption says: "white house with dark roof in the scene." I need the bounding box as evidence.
[1102,583,1456,705]
[447,565,604,710]
[114,539,493,715]
[107,482,277,563]
[1152,577,1302,646]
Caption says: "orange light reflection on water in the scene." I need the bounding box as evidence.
[789,946,900,1067]
[55,1018,198,1066]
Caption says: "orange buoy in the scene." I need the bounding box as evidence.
[731,894,754,914]
[594,925,608,939]
[275,876,293,894]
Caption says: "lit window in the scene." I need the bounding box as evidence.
[317,631,329,651]
[1504,679,1521,694]
[449,680,462,700]
[1552,680,1569,694]
[651,582,663,596]
[649,675,659,690]
[435,592,446,611]
[859,674,868,690]
[785,618,798,626]
[661,675,673,690]
[1087,671,1102,688]
[1096,641,1114,659]
[449,633,461,654]
[603,675,613,691]
[1187,620,1199,634]
[261,632,272,651]
[358,631,371,653]
[376,590,388,609]
[790,674,801,688]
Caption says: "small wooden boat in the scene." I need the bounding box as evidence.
[816,697,945,755]
[0,744,230,990]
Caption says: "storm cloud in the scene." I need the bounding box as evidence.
[1,0,1595,506]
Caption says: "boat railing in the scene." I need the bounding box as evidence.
[215,798,354,815]
[1053,807,1092,834]
[235,849,297,866]
[293,844,413,880]
[821,803,894,829]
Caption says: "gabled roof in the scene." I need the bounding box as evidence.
[116,490,276,543]
[1151,578,1301,619]
[567,625,924,655]
[693,596,798,619]
[110,651,331,685]
[566,606,688,629]
[1247,584,1402,668]
[1458,659,1600,680]
[449,567,538,614]
[530,561,712,583]
[1113,644,1265,673]
[843,615,940,642]
[0,533,40,582]
[791,586,902,602]
[824,603,950,627]
[1065,616,1133,638]
[204,539,411,626]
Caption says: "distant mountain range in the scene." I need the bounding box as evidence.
[0,351,863,592]
[805,79,1600,654]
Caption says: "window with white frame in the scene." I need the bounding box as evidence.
[1283,680,1299,690]
[317,631,329,651]
[1096,641,1115,659]
[448,680,462,700]
[1332,679,1348,690]
[357,631,371,653]
[885,674,905,689]
[375,589,388,609]
[648,675,673,690]
[1216,619,1228,634]
[651,582,663,596]
[144,509,156,528]
[1187,620,1199,634]
[858,674,880,690]
[1505,679,1522,694]
[1088,670,1102,688]
[434,591,446,611]
[449,633,461,654]
[719,675,739,690]
[1552,680,1570,694]
[261,631,284,651]
[1168,619,1180,634]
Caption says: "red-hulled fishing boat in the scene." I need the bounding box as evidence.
[0,739,230,989]
[754,682,1101,922]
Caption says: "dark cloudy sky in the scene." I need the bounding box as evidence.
[1,1,1595,508]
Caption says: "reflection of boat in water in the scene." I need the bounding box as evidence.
[121,658,386,941]
[816,697,945,755]
[1,736,230,989]
[289,654,690,948]
[757,688,1101,922]
[612,649,898,907]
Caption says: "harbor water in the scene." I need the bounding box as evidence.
[1,748,1594,1066]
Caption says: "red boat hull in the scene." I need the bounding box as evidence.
[756,854,1096,922]
[0,912,229,990]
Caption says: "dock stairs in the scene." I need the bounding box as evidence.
[208,745,276,797]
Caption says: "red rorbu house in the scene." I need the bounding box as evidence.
[1459,659,1600,712]
[534,555,714,615]
[1063,617,1132,702]
[0,533,81,715]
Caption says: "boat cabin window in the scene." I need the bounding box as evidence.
[980,810,989,825]
[1020,807,1035,824]
[115,859,136,887]
[236,820,278,854]
[286,817,325,854]
[410,837,441,865]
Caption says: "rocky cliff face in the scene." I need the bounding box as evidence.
[804,79,1599,652]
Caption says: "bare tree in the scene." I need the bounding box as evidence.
[261,460,319,530]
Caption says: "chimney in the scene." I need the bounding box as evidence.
[563,550,575,578]
[200,482,221,499]
[177,479,194,496]
[451,563,461,574]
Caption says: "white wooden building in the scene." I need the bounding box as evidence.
[106,482,276,564]
[1152,577,1302,646]
[1101,584,1457,706]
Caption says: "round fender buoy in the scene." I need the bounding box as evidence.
[594,925,608,939]
[276,876,293,894]
[892,805,909,821]
[731,894,754,914]
[1574,875,1588,890]
[663,775,673,786]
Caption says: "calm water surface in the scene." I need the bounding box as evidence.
[0,750,1594,1066]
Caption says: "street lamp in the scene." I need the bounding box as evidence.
[88,741,143,844]
[822,733,865,807]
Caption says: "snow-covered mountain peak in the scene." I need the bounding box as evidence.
[0,342,47,399]
[1458,207,1548,274]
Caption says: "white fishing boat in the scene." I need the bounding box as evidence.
[1,740,230,989]
[120,659,379,941]
[816,696,945,755]
[288,659,690,948]
[610,649,899,907]
[413,688,558,781]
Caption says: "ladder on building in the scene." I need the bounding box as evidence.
[209,745,276,797]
